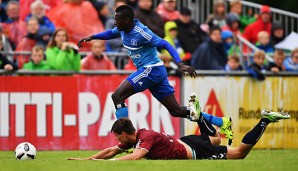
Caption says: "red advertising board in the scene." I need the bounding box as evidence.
[0,75,181,150]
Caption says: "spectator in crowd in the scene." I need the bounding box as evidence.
[156,0,180,22]
[205,0,226,28]
[126,0,138,9]
[105,0,126,52]
[270,22,285,46]
[47,0,104,51]
[135,0,164,38]
[93,1,110,26]
[283,47,298,72]
[38,28,52,48]
[81,40,116,70]
[225,54,243,71]
[162,21,187,68]
[1,1,27,48]
[23,45,50,70]
[0,38,18,71]
[174,7,207,62]
[255,31,274,54]
[228,0,256,32]
[191,26,227,70]
[221,30,239,55]
[266,49,285,73]
[247,50,266,81]
[46,28,81,71]
[25,0,55,35]
[15,17,40,68]
[0,1,8,22]
[222,13,241,36]
[19,0,63,21]
[0,25,13,60]
[240,8,257,29]
[243,5,272,44]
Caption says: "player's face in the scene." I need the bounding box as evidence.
[114,132,130,144]
[114,12,127,31]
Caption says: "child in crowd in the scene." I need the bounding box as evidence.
[23,45,50,70]
[266,49,285,73]
[247,50,266,81]
[255,31,274,54]
[221,30,240,55]
[225,54,243,71]
[283,47,298,72]
[162,21,188,71]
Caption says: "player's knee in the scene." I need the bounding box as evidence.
[235,150,248,159]
[169,110,181,117]
[111,92,120,102]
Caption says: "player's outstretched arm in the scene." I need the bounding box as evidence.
[157,39,197,78]
[78,30,120,48]
[66,146,122,160]
[111,148,147,160]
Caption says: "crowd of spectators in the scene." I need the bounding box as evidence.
[0,0,297,77]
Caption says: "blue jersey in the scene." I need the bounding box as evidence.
[112,19,162,69]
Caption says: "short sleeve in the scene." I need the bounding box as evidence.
[136,132,154,152]
[112,27,121,37]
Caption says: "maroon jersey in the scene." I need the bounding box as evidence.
[117,129,187,159]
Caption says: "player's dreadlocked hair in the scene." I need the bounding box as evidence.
[111,118,136,135]
[115,5,134,20]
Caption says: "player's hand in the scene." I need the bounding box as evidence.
[66,158,86,160]
[78,36,92,48]
[91,158,105,161]
[177,62,197,78]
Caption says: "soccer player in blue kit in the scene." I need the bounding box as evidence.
[78,5,233,143]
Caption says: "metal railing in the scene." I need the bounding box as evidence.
[2,51,128,69]
[237,34,274,67]
[1,69,298,76]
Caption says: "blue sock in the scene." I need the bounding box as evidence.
[201,112,223,127]
[115,107,128,119]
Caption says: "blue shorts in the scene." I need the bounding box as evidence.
[126,65,174,101]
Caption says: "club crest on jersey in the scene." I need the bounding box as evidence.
[131,39,137,46]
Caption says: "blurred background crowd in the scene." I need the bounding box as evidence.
[0,0,298,80]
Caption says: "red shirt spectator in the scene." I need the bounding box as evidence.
[1,1,27,48]
[81,40,116,70]
[221,13,242,36]
[156,0,180,22]
[124,58,137,70]
[243,5,272,44]
[14,17,40,68]
[47,0,104,51]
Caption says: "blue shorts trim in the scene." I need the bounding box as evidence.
[126,65,174,100]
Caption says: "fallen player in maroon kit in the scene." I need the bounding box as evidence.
[67,110,290,160]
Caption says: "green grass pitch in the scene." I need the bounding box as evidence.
[1,150,298,171]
